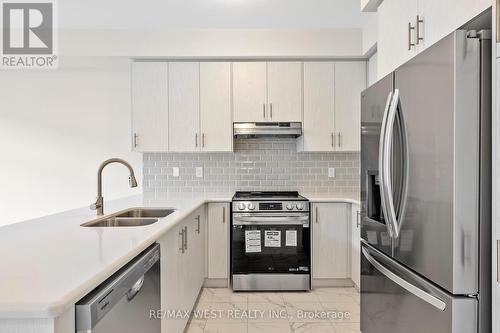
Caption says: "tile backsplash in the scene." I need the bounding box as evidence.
[143,138,360,193]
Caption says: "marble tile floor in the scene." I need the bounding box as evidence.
[185,287,360,333]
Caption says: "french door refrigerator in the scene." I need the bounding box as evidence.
[360,30,491,333]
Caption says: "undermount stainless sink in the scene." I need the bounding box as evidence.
[82,208,175,227]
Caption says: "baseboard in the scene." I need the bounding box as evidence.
[203,278,230,288]
[312,278,354,288]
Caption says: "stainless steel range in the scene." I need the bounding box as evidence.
[231,191,311,291]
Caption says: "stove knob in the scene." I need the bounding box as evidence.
[248,203,256,210]
[286,203,294,210]
[296,203,304,210]
[238,203,246,210]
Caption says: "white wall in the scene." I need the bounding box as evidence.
[60,28,364,58]
[0,57,142,226]
[362,13,377,55]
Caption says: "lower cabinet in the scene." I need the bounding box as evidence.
[350,203,361,289]
[207,203,230,281]
[158,206,206,333]
[312,203,350,282]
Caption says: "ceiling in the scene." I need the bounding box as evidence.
[60,0,370,29]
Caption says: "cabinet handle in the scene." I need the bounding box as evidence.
[222,206,226,223]
[416,15,423,45]
[133,133,138,148]
[270,103,273,119]
[183,226,188,250]
[196,215,200,234]
[356,211,361,228]
[263,103,266,119]
[195,133,198,148]
[315,207,319,224]
[331,133,334,147]
[179,229,184,253]
[202,133,205,148]
[338,133,342,148]
[408,22,415,50]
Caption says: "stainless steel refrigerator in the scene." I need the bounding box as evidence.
[360,30,491,333]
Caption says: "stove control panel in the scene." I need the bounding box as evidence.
[232,201,310,212]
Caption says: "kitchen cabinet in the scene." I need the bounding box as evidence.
[335,62,366,151]
[377,0,490,79]
[168,62,200,152]
[267,62,303,122]
[207,203,230,280]
[350,203,361,289]
[131,62,168,152]
[302,62,365,152]
[233,62,267,122]
[302,62,336,151]
[312,203,349,280]
[233,62,303,122]
[200,62,233,152]
[377,0,418,79]
[159,206,206,333]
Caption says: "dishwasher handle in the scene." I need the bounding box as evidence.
[75,243,160,331]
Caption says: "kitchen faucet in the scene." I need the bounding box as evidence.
[90,158,138,216]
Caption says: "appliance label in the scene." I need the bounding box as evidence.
[245,230,262,253]
[264,230,281,247]
[285,230,297,246]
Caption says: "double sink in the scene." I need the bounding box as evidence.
[82,208,175,227]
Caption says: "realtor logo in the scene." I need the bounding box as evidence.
[1,0,57,69]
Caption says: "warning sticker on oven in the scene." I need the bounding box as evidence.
[245,230,262,253]
[264,230,281,247]
[285,230,297,246]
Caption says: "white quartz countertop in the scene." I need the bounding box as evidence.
[0,192,359,319]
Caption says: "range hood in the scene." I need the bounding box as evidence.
[233,122,302,138]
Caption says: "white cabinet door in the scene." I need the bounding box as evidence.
[350,204,361,288]
[417,0,490,54]
[232,62,267,122]
[185,207,205,312]
[267,62,303,122]
[302,62,335,152]
[200,62,233,152]
[131,62,168,152]
[377,0,418,78]
[312,203,349,279]
[168,62,200,152]
[159,223,187,333]
[334,62,366,152]
[207,203,229,279]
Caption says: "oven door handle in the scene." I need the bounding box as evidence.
[233,215,310,225]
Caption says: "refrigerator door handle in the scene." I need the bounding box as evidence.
[362,246,447,311]
[379,91,395,238]
[381,89,400,238]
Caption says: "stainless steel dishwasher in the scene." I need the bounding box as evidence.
[76,243,161,333]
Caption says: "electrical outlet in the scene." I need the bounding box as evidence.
[172,167,179,177]
[328,167,336,178]
[195,167,203,178]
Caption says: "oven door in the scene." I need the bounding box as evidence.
[231,213,310,275]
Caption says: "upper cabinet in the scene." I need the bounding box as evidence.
[131,62,168,152]
[233,62,268,122]
[267,62,303,122]
[303,62,336,152]
[377,0,418,78]
[377,0,491,78]
[132,61,232,153]
[168,62,200,152]
[302,61,366,152]
[200,62,233,152]
[335,62,366,151]
[233,62,303,122]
